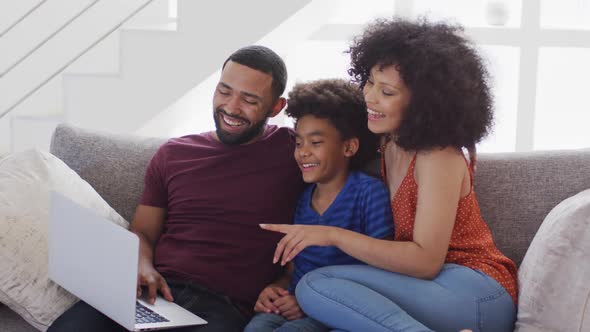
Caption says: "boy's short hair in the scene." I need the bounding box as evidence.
[286,79,378,170]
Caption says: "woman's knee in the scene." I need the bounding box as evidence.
[295,266,359,318]
[294,270,318,306]
[295,267,333,299]
[294,269,331,316]
[295,265,374,304]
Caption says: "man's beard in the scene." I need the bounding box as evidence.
[213,107,270,145]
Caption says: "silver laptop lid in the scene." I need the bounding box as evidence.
[48,191,137,330]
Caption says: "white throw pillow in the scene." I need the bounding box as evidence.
[515,189,590,332]
[0,150,128,331]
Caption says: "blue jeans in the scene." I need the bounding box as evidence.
[244,313,328,332]
[295,264,516,332]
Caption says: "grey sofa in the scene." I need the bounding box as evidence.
[2,124,590,331]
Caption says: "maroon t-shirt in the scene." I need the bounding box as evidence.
[140,125,303,310]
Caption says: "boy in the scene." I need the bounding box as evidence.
[245,79,394,331]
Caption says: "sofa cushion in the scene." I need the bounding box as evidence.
[48,124,590,267]
[50,124,166,222]
[0,150,127,331]
[515,188,590,332]
[474,149,590,266]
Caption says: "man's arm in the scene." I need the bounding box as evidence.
[129,205,173,304]
[270,262,293,289]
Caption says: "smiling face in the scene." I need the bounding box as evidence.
[363,65,412,135]
[294,115,357,185]
[212,60,283,145]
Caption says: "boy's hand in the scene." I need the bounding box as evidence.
[274,293,304,320]
[254,286,288,314]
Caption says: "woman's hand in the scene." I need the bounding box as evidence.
[260,224,338,265]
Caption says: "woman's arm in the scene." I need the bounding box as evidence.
[262,149,467,279]
[340,149,467,278]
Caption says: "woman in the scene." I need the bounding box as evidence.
[260,18,517,332]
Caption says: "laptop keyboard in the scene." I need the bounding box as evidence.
[136,302,170,324]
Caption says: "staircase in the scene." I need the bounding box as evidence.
[0,0,314,154]
[0,0,165,153]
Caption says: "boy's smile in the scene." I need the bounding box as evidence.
[300,163,320,172]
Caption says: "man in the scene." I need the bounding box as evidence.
[48,45,304,332]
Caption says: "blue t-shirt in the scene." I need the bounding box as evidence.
[289,171,394,291]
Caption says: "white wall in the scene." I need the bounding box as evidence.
[0,0,169,154]
[63,0,312,134]
[3,0,589,154]
[0,0,313,154]
[142,0,590,153]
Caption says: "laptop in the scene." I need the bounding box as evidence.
[48,191,207,331]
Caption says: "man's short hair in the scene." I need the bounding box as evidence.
[222,45,287,100]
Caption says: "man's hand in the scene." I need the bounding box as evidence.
[130,205,170,305]
[274,293,304,320]
[137,260,173,304]
[254,286,288,314]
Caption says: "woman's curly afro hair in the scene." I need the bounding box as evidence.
[348,17,494,152]
[286,79,378,170]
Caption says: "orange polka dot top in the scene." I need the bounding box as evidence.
[382,150,518,304]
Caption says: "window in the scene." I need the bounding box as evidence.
[280,0,590,152]
[535,47,590,150]
[180,0,590,152]
[413,0,522,27]
[541,0,590,30]
[477,46,519,152]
